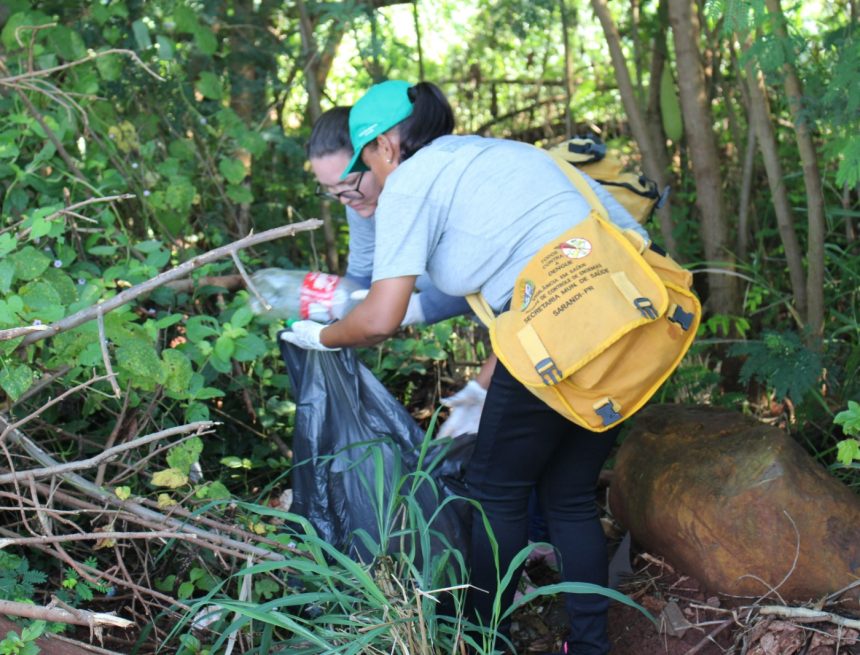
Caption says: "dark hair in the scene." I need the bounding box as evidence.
[307,106,353,159]
[395,82,455,161]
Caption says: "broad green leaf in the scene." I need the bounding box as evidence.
[837,439,860,465]
[196,480,230,500]
[166,436,203,474]
[0,140,20,159]
[162,348,192,394]
[233,333,267,362]
[116,339,165,387]
[10,246,50,281]
[115,486,131,500]
[156,35,174,60]
[213,334,234,361]
[193,387,225,400]
[185,315,220,342]
[193,26,217,55]
[1,11,53,50]
[174,5,198,33]
[185,402,210,423]
[0,260,14,293]
[177,581,195,599]
[49,25,87,60]
[196,72,223,100]
[0,364,33,401]
[95,51,122,80]
[165,178,195,213]
[19,280,64,320]
[152,468,188,489]
[0,296,24,325]
[168,139,196,161]
[155,313,184,329]
[133,239,164,254]
[131,19,152,51]
[226,184,253,204]
[660,65,683,142]
[88,244,117,256]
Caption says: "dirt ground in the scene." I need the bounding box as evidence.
[509,547,860,655]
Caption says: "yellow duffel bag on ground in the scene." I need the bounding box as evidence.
[467,150,700,432]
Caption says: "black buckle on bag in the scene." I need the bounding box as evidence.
[634,297,659,320]
[667,303,694,331]
[594,399,622,427]
[535,357,563,385]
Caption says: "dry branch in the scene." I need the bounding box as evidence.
[0,421,216,484]
[758,605,860,630]
[0,598,134,629]
[0,219,322,346]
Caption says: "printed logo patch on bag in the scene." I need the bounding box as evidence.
[519,279,536,311]
[559,237,592,259]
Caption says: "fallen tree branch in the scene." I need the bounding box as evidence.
[0,598,134,629]
[0,530,199,549]
[2,219,322,346]
[0,421,216,484]
[758,605,860,630]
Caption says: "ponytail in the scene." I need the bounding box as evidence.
[395,82,455,161]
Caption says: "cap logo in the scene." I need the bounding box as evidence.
[358,123,379,138]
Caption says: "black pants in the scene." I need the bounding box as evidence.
[464,361,619,654]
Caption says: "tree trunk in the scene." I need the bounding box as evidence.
[590,0,677,256]
[742,45,807,319]
[559,0,575,137]
[668,0,739,316]
[296,0,339,273]
[764,0,826,340]
[412,0,424,81]
[737,121,755,259]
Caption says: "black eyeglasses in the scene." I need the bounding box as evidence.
[315,171,365,202]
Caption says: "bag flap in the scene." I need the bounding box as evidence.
[490,213,669,388]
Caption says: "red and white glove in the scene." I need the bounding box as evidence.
[279,320,340,351]
[438,380,487,438]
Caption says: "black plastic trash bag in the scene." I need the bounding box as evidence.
[279,337,473,561]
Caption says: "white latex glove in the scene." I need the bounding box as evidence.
[438,380,487,438]
[348,289,426,326]
[279,320,340,351]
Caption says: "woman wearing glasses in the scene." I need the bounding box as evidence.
[284,80,649,655]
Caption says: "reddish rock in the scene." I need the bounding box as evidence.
[609,404,860,608]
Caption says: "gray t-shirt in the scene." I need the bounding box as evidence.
[372,135,649,311]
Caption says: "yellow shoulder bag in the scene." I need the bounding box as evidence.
[467,150,701,432]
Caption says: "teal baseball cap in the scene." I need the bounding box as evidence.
[340,80,414,180]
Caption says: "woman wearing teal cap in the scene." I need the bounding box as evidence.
[282,79,649,655]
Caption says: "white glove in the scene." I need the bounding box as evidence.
[348,289,426,326]
[279,320,340,351]
[438,380,487,438]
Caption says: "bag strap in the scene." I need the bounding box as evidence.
[466,292,495,328]
[545,149,610,221]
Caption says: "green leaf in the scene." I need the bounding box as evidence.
[88,244,117,256]
[185,316,220,342]
[196,72,223,100]
[0,139,20,160]
[10,246,50,281]
[193,26,217,55]
[162,348,193,395]
[131,19,152,51]
[0,296,24,325]
[177,580,195,599]
[836,439,860,466]
[660,65,683,142]
[152,468,188,489]
[233,333,267,362]
[219,158,246,185]
[166,436,203,475]
[115,486,131,500]
[835,400,860,437]
[116,339,165,388]
[19,280,64,321]
[193,387,225,400]
[214,334,235,361]
[226,184,253,204]
[1,11,52,50]
[156,35,174,60]
[174,6,198,33]
[0,364,33,401]
[49,25,87,60]
[185,402,209,423]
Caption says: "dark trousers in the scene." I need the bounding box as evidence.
[464,361,619,654]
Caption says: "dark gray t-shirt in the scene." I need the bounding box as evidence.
[371,135,649,311]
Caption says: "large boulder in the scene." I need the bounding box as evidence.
[609,404,860,608]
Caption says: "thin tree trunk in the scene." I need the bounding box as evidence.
[412,0,424,81]
[737,121,755,260]
[559,0,575,137]
[742,48,807,318]
[668,0,739,315]
[764,0,826,339]
[297,0,339,273]
[590,0,678,256]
